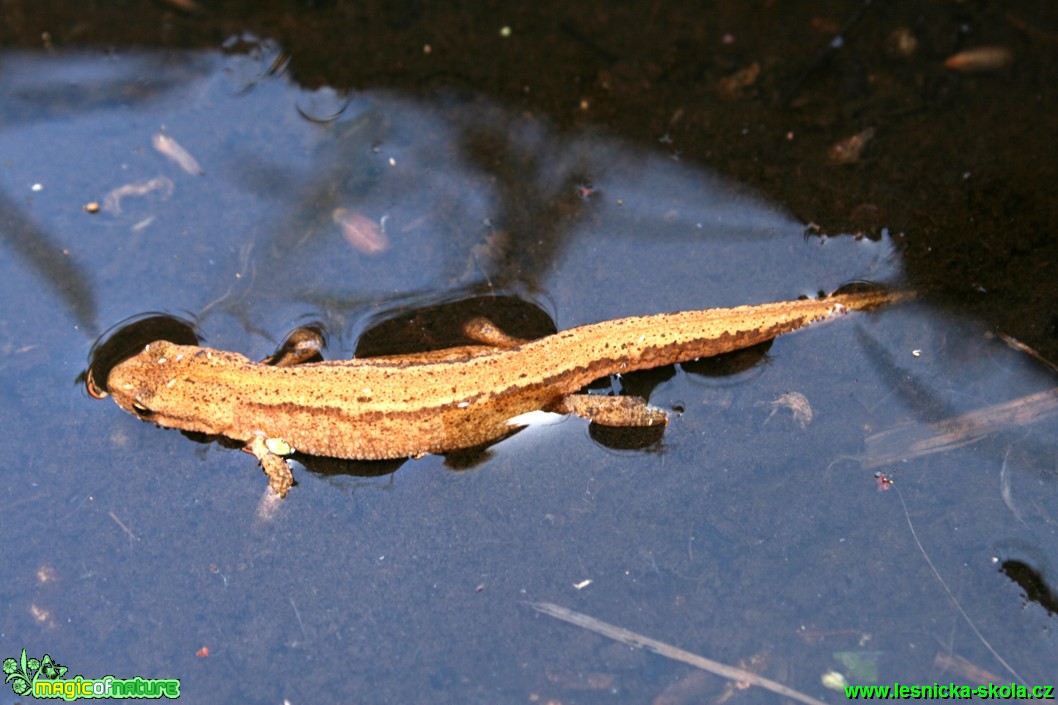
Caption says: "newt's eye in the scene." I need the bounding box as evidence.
[131,401,154,418]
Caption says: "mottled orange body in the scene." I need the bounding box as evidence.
[106,289,906,496]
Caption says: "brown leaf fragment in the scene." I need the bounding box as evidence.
[933,651,1002,686]
[333,208,389,255]
[944,46,1013,73]
[886,27,918,58]
[715,63,760,99]
[653,670,715,705]
[827,127,875,165]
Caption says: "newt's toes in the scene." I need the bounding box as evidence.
[260,452,295,498]
[268,469,294,498]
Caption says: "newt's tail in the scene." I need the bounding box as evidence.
[527,285,914,392]
[827,282,916,312]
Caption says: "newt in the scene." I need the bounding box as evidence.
[101,288,908,497]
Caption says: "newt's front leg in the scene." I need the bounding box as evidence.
[241,326,326,497]
[548,394,669,427]
[245,435,296,498]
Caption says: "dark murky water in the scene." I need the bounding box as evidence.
[1,9,1056,704]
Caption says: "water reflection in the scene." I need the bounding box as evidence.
[0,42,866,350]
[2,42,1056,702]
[81,313,200,398]
[0,191,97,334]
[0,50,217,338]
[998,558,1058,617]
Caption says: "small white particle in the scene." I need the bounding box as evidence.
[166,378,176,388]
[31,183,43,192]
[912,349,922,357]
[457,401,470,408]
[573,579,592,590]
[158,358,167,364]
[388,157,396,166]
[637,334,645,344]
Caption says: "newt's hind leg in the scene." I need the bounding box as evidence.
[548,394,668,427]
[261,326,326,367]
[461,317,530,348]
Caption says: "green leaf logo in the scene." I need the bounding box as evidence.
[1,657,17,676]
[3,649,67,696]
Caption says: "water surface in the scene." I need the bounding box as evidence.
[0,42,1054,704]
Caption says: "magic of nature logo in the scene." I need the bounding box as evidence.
[4,649,180,700]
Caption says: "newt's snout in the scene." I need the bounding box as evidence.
[105,340,228,434]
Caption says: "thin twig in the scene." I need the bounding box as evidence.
[108,511,138,542]
[862,387,1058,468]
[290,597,308,646]
[995,333,1058,374]
[780,0,877,106]
[894,488,1024,685]
[528,601,830,705]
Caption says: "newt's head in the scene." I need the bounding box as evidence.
[106,340,243,436]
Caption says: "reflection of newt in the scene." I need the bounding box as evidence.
[102,289,908,497]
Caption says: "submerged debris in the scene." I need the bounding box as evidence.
[529,602,829,705]
[944,46,1013,73]
[827,127,875,165]
[821,671,850,692]
[761,391,813,428]
[152,133,204,175]
[333,208,389,254]
[886,27,918,58]
[102,176,174,214]
[715,62,760,99]
[933,652,1002,687]
[862,386,1058,468]
[993,331,1058,373]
